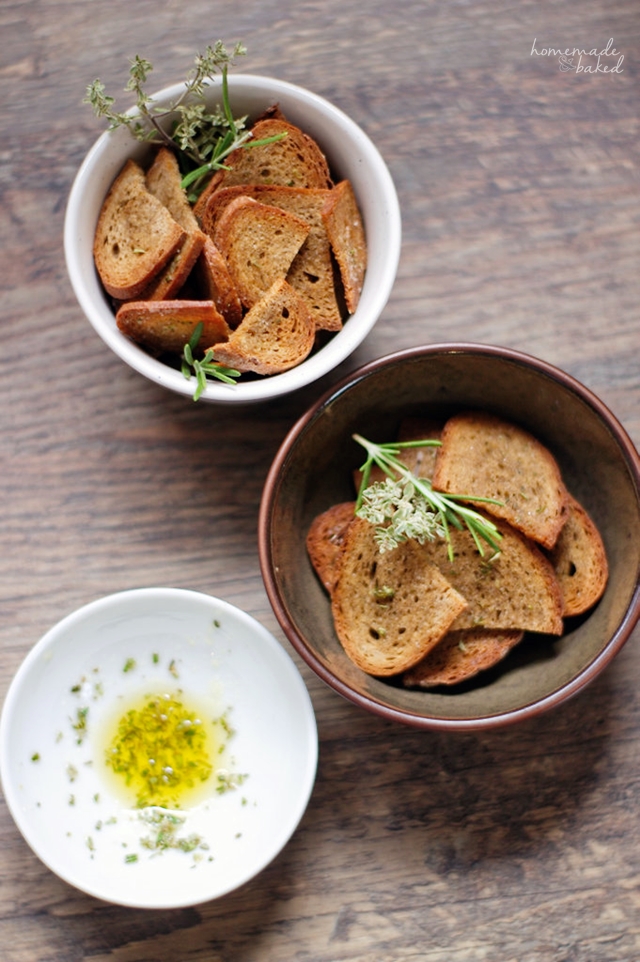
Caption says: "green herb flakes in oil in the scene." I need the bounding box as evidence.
[102,692,224,809]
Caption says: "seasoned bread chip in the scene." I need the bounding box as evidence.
[214,118,333,192]
[213,196,310,308]
[116,300,230,356]
[403,628,524,688]
[549,494,608,615]
[195,237,243,328]
[140,147,207,300]
[433,411,569,549]
[145,147,199,233]
[418,515,564,635]
[306,501,356,595]
[140,229,207,301]
[321,180,367,313]
[94,159,186,300]
[331,517,468,676]
[203,185,344,331]
[211,278,315,375]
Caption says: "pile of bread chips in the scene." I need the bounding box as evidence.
[306,412,608,687]
[92,112,367,376]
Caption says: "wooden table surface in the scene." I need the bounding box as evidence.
[2,1,640,959]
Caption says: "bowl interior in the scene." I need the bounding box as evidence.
[0,588,317,907]
[64,75,401,403]
[261,345,640,728]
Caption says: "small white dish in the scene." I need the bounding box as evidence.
[0,588,317,908]
[64,74,401,403]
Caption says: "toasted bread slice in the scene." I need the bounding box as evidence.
[403,629,524,688]
[549,494,608,615]
[321,180,366,313]
[116,300,230,356]
[194,237,243,328]
[214,118,333,192]
[418,515,564,634]
[331,516,468,676]
[203,185,344,332]
[432,411,569,549]
[210,278,315,375]
[94,160,186,300]
[145,147,199,232]
[213,196,310,308]
[306,501,356,595]
[140,228,207,301]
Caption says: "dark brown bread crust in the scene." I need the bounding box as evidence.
[306,501,356,595]
[403,628,524,688]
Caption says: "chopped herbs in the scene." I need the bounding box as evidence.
[104,693,215,808]
[123,658,136,673]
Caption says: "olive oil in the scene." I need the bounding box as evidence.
[100,690,225,809]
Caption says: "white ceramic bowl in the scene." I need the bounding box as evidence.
[64,74,401,404]
[0,588,317,908]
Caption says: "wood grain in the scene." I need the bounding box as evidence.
[1,1,639,959]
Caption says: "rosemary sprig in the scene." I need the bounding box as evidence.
[181,323,240,400]
[353,434,503,561]
[84,41,285,199]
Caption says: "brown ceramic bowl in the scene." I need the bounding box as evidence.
[258,343,640,731]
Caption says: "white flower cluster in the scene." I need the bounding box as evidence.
[356,477,446,553]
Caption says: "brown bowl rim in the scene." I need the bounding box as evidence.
[258,342,640,731]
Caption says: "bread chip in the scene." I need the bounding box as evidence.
[210,278,315,375]
[195,237,243,328]
[93,160,186,300]
[331,517,468,676]
[116,300,230,356]
[306,501,356,595]
[549,494,608,615]
[321,180,367,313]
[214,118,333,191]
[213,196,310,308]
[203,185,343,332]
[418,515,564,635]
[403,629,524,688]
[433,411,569,549]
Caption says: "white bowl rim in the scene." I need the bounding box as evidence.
[64,74,402,404]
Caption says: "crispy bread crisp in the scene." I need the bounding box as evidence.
[94,159,186,300]
[331,517,468,677]
[321,180,367,313]
[213,118,333,192]
[306,501,356,595]
[116,300,230,356]
[549,494,608,615]
[203,185,344,332]
[418,515,564,635]
[194,237,243,328]
[433,411,569,549]
[403,628,524,688]
[211,278,316,375]
[213,196,310,309]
